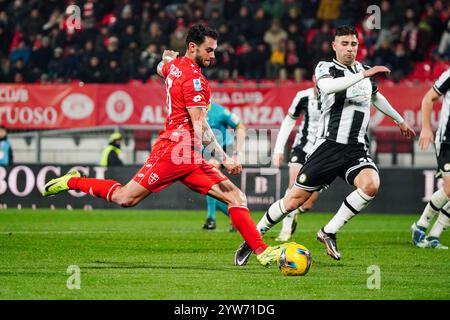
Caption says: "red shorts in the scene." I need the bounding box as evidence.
[133,138,228,194]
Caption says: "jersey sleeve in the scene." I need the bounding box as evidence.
[182,77,209,109]
[161,62,171,78]
[363,64,379,95]
[223,109,241,129]
[314,62,332,81]
[433,68,450,95]
[288,90,309,118]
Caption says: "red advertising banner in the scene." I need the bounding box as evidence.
[0,82,441,130]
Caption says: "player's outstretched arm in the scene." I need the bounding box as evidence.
[156,50,179,77]
[372,92,416,139]
[419,87,441,151]
[317,66,390,95]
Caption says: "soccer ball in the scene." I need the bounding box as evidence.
[277,243,312,276]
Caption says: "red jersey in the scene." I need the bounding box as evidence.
[159,56,211,147]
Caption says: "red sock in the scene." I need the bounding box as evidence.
[68,177,121,202]
[229,206,268,254]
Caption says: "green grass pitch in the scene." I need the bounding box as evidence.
[0,209,449,300]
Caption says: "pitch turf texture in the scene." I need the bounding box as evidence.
[0,209,449,300]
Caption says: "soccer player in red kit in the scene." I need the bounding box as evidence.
[42,24,290,267]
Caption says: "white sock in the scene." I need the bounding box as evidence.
[280,211,297,234]
[324,189,374,234]
[257,198,291,235]
[428,204,450,238]
[418,189,449,229]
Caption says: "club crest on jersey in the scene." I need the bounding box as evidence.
[193,78,202,91]
[444,163,450,171]
[148,172,160,185]
[299,173,307,183]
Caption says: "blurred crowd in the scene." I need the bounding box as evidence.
[1,0,450,84]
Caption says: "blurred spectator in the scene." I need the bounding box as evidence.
[251,8,269,45]
[262,0,286,20]
[140,43,161,78]
[282,39,303,82]
[9,40,30,64]
[30,36,53,72]
[141,22,168,49]
[46,47,65,81]
[0,0,448,84]
[81,40,96,66]
[104,59,126,83]
[232,5,252,42]
[170,18,188,53]
[264,19,287,52]
[317,0,342,21]
[204,0,224,19]
[438,18,450,58]
[309,40,334,72]
[390,42,413,82]
[121,41,141,79]
[21,8,44,38]
[80,55,105,83]
[63,46,81,79]
[309,22,333,55]
[0,125,13,166]
[371,39,394,68]
[266,39,285,79]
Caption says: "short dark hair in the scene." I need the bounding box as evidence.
[335,25,358,38]
[185,24,219,47]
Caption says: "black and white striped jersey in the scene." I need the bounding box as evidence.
[433,67,450,149]
[287,88,321,154]
[314,59,378,145]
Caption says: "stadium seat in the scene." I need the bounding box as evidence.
[408,62,433,82]
[373,130,415,165]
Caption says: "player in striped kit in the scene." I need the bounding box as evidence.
[412,67,450,250]
[235,25,415,264]
[271,83,321,242]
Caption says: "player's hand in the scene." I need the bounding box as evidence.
[363,66,390,78]
[398,121,416,139]
[223,156,242,175]
[162,50,179,61]
[418,127,434,151]
[272,153,284,167]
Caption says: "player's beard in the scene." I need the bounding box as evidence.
[194,55,207,68]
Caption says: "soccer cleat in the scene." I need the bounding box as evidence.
[416,236,449,250]
[234,241,252,266]
[275,214,298,242]
[411,222,426,246]
[202,218,216,230]
[256,242,294,267]
[316,228,341,260]
[42,170,81,197]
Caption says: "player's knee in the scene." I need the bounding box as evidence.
[284,197,303,212]
[359,181,379,197]
[111,194,138,208]
[226,189,247,206]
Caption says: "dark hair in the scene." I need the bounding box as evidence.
[335,25,358,38]
[185,24,219,47]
